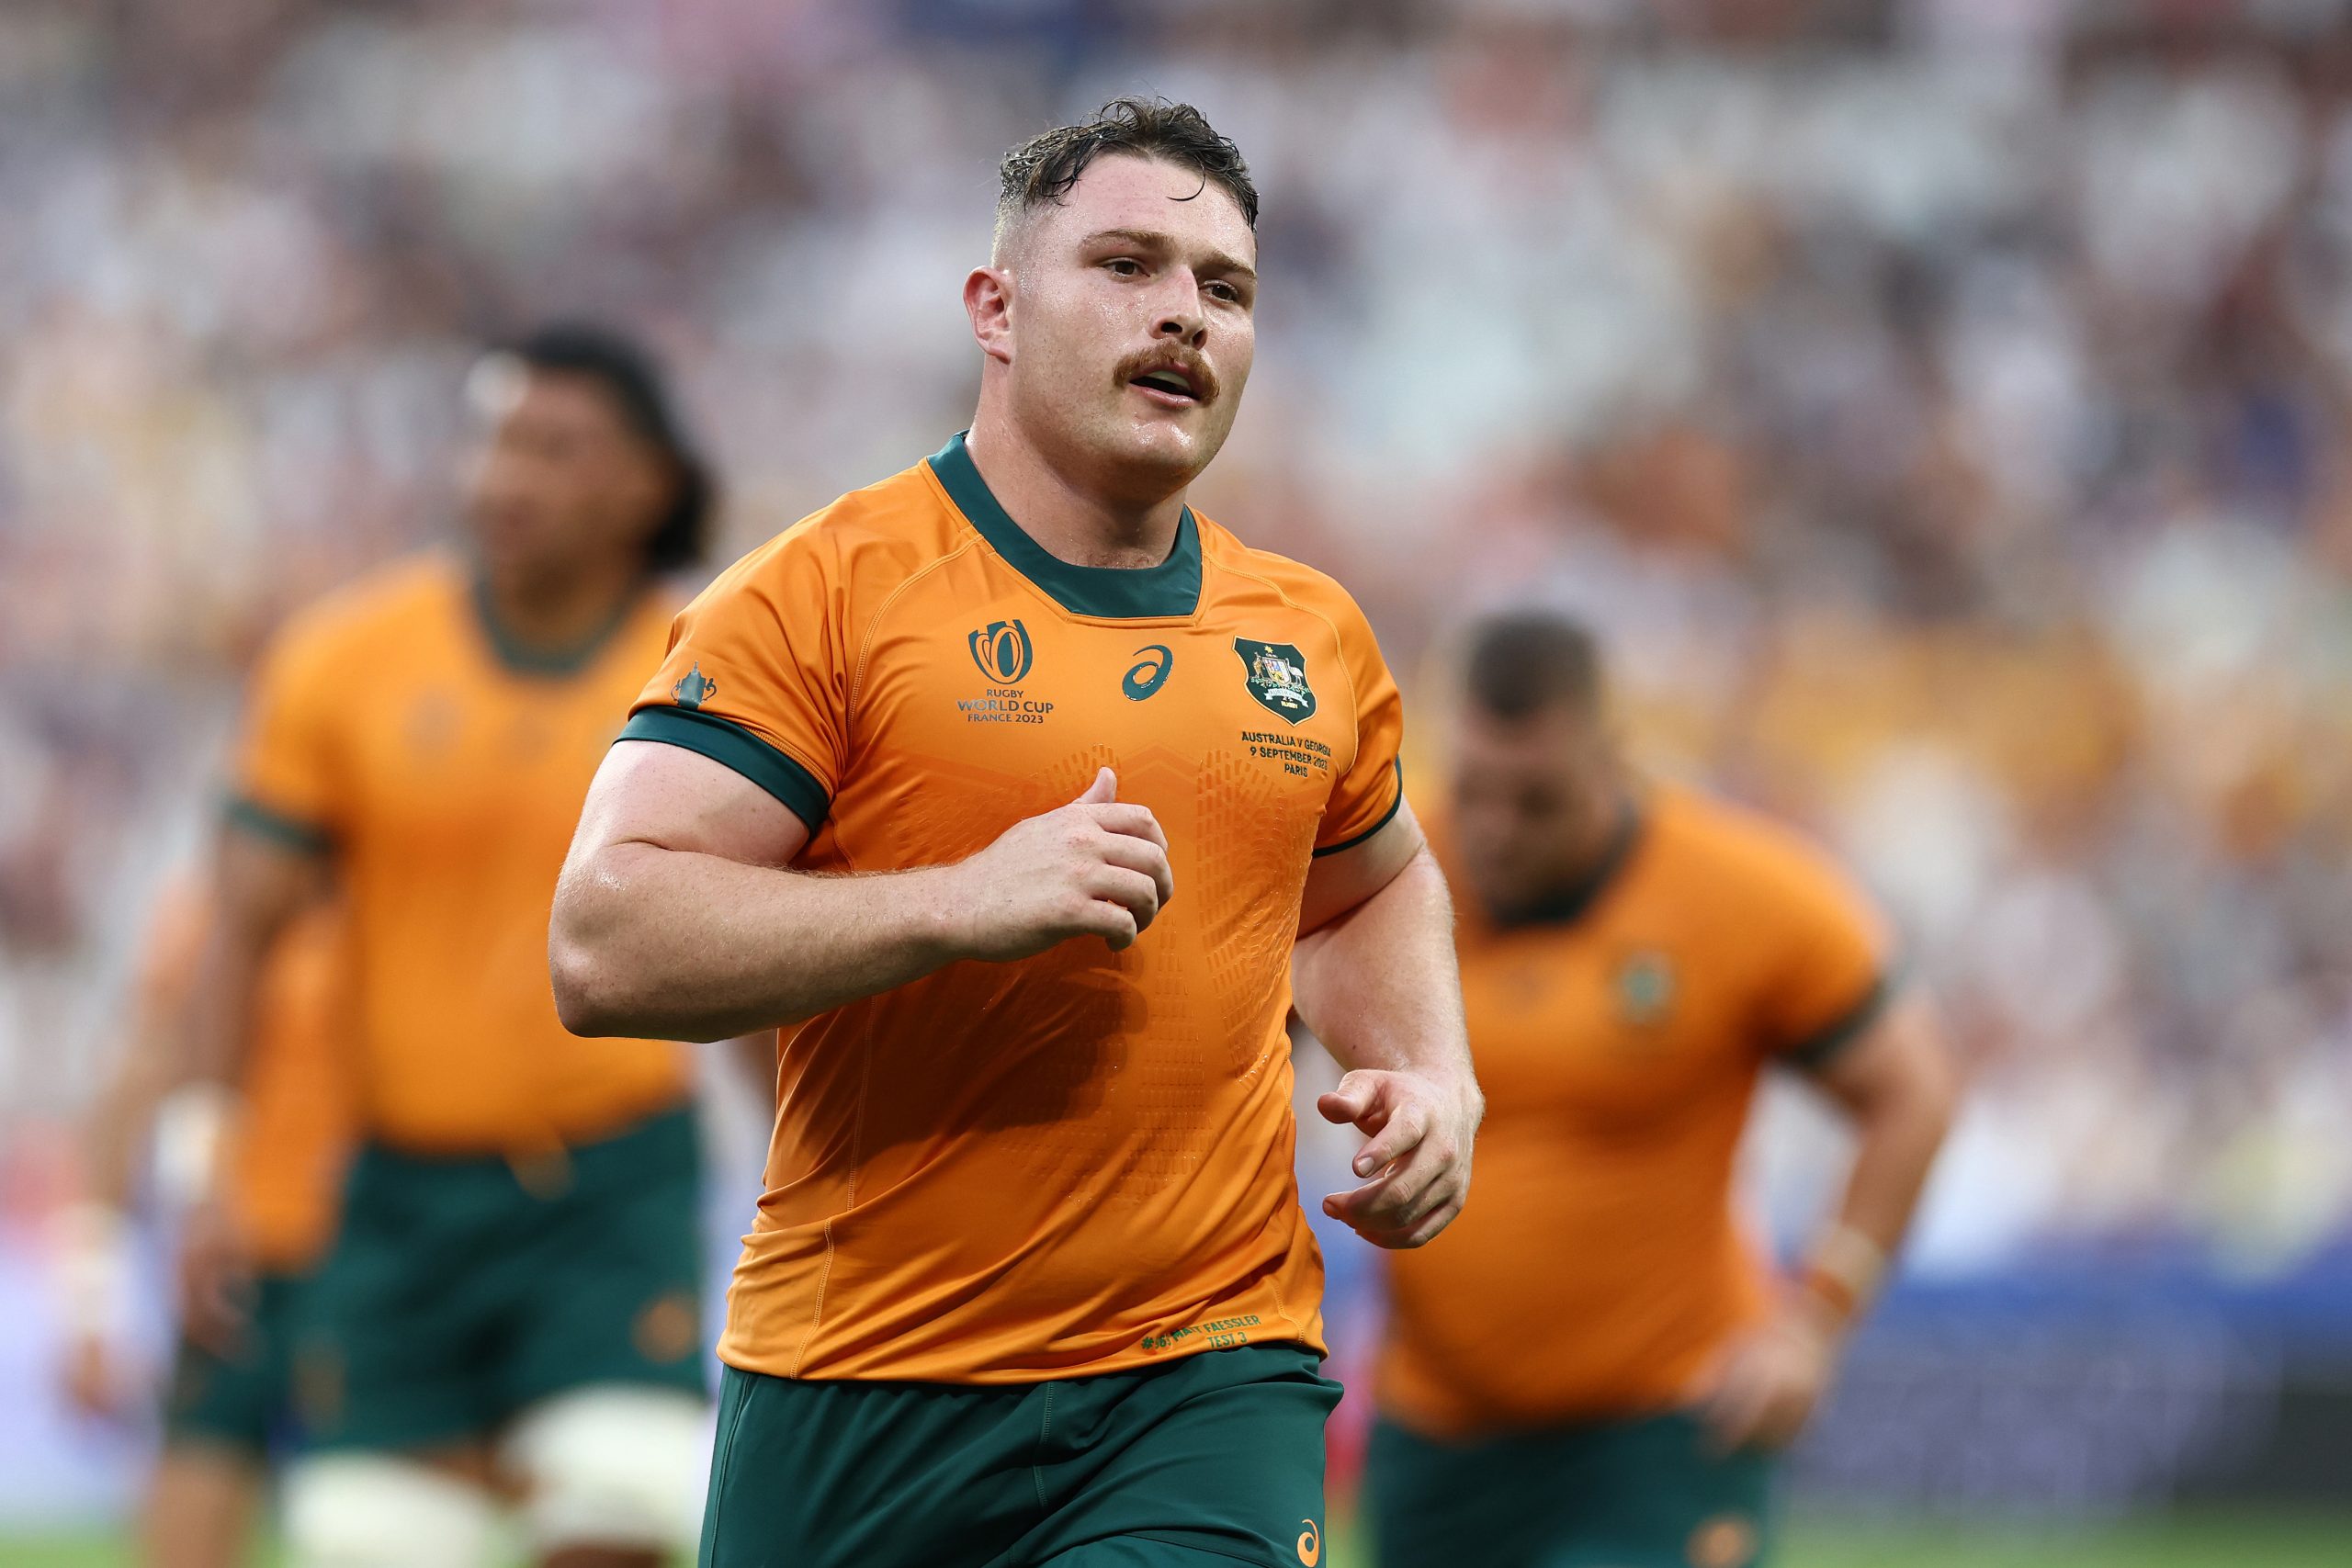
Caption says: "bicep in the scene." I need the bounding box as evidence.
[572,739,812,871]
[1298,801,1427,937]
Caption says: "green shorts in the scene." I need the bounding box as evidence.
[1364,1411,1775,1568]
[294,1104,707,1453]
[164,1270,309,1455]
[702,1343,1341,1568]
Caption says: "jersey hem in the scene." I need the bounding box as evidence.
[619,706,830,831]
[715,1333,1329,1386]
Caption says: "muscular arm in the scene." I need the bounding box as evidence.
[550,743,1173,1042]
[1698,991,1958,1450]
[1291,802,1482,1248]
[1801,993,1958,1292]
[167,827,325,1346]
[185,828,327,1090]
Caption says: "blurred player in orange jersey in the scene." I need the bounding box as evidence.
[57,879,349,1568]
[172,323,730,1568]
[1366,609,1958,1568]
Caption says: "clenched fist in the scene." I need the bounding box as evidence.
[943,769,1175,960]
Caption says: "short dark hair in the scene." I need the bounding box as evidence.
[499,321,714,574]
[1461,609,1605,722]
[996,97,1258,248]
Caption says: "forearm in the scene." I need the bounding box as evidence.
[551,840,967,1041]
[81,1039,170,1213]
[1829,1083,1948,1257]
[1293,847,1476,1106]
[1802,998,1957,1325]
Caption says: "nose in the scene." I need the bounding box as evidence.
[1152,273,1207,348]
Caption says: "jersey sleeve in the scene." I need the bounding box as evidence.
[1313,588,1407,857]
[620,528,848,834]
[1750,829,1898,1069]
[227,613,349,854]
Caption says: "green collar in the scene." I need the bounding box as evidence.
[1490,801,1646,930]
[469,574,641,678]
[928,432,1202,620]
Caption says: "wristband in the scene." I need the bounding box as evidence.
[52,1201,133,1337]
[153,1082,233,1211]
[1797,1224,1887,1328]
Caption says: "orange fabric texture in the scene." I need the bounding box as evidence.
[232,555,690,1156]
[627,434,1406,1383]
[136,885,352,1271]
[1377,784,1890,1437]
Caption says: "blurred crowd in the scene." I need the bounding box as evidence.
[5,0,2352,1273]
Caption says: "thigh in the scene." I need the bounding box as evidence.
[503,1109,708,1416]
[700,1364,1040,1568]
[1020,1346,1341,1568]
[1548,1414,1774,1568]
[1363,1419,1578,1568]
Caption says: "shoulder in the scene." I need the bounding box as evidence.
[1650,785,1878,921]
[710,462,967,610]
[258,553,460,673]
[1199,518,1381,642]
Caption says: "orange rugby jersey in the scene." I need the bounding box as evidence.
[138,884,352,1272]
[1377,784,1893,1438]
[625,433,1406,1383]
[232,555,690,1156]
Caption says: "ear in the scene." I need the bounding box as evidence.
[965,265,1014,367]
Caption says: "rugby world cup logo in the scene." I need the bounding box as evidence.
[968,619,1035,683]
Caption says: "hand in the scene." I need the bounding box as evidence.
[60,1330,136,1421]
[1317,1068,1479,1248]
[1690,1303,1841,1453]
[944,769,1175,960]
[175,1198,255,1357]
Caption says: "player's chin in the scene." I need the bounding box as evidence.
[1112,404,1227,472]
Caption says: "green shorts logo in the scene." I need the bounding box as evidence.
[1234,638,1315,720]
[968,619,1035,683]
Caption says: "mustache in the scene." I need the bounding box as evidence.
[1113,345,1220,404]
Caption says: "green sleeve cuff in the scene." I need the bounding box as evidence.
[1783,970,1900,1071]
[619,706,831,833]
[1314,757,1405,858]
[223,795,334,855]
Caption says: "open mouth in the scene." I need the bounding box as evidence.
[1129,366,1204,404]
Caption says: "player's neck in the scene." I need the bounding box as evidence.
[1527,788,1642,916]
[963,414,1186,570]
[476,554,643,664]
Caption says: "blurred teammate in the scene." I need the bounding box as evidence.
[177,323,720,1568]
[58,881,347,1568]
[551,99,1481,1567]
[1367,611,1957,1568]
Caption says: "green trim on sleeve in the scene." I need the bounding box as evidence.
[223,795,334,856]
[1783,969,1901,1071]
[619,706,830,832]
[1313,758,1405,858]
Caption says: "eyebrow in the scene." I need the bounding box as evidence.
[1083,227,1258,284]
